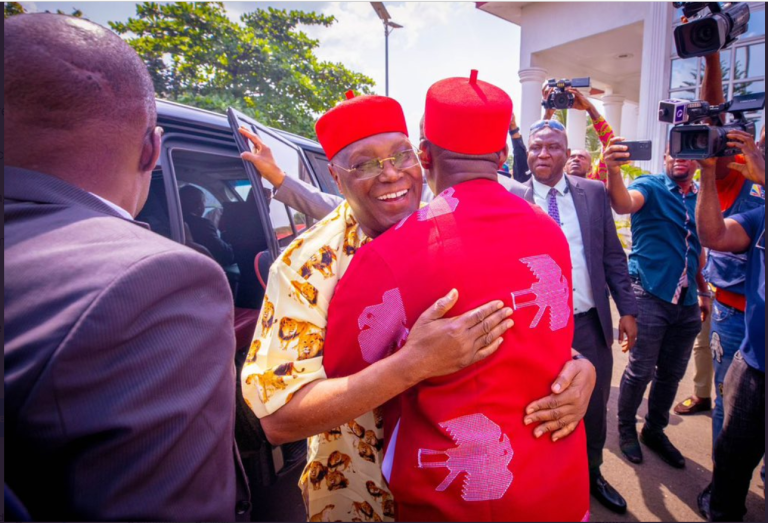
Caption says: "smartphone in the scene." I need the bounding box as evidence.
[622,140,653,162]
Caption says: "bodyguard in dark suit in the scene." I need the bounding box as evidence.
[4,14,249,521]
[509,120,639,514]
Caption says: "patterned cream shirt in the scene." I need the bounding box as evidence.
[242,201,394,523]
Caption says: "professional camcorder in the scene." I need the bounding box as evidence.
[543,78,591,110]
[673,2,751,59]
[659,93,765,159]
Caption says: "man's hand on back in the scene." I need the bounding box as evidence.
[399,289,514,383]
[523,356,596,442]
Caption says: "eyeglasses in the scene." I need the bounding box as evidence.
[334,148,421,179]
[530,119,566,133]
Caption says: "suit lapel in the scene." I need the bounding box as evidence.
[524,180,535,204]
[567,176,593,267]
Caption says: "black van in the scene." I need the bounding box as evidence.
[142,100,333,521]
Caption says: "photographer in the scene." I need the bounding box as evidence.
[511,84,617,184]
[564,89,616,182]
[694,135,765,522]
[604,139,711,470]
[673,53,765,450]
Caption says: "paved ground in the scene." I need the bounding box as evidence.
[591,303,765,522]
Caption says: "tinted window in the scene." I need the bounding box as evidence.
[136,172,172,240]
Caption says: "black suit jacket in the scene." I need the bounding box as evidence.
[509,176,638,347]
[184,213,235,267]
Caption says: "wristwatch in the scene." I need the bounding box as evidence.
[509,127,520,136]
[698,291,715,299]
[572,353,588,362]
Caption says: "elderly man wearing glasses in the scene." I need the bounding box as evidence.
[694,127,765,522]
[238,92,596,522]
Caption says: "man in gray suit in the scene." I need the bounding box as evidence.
[4,14,249,521]
[510,120,639,514]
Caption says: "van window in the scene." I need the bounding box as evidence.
[136,171,172,240]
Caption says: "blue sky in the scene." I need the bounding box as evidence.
[19,1,523,139]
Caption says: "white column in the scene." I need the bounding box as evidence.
[602,94,625,138]
[622,102,640,141]
[567,108,587,151]
[637,2,673,174]
[518,67,548,144]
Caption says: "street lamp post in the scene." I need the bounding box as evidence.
[371,2,402,97]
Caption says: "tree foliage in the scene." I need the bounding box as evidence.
[4,3,83,18]
[110,2,375,138]
[4,2,26,18]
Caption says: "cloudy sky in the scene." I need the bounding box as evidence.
[19,1,524,139]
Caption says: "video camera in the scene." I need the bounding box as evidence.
[543,78,591,110]
[673,2,751,59]
[659,93,765,159]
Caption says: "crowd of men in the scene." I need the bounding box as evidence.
[4,12,765,523]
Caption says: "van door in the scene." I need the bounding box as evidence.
[227,108,322,261]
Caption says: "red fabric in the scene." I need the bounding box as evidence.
[424,71,513,155]
[716,157,747,213]
[325,180,589,522]
[315,93,408,160]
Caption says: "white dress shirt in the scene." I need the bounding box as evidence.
[531,176,596,315]
[90,192,134,221]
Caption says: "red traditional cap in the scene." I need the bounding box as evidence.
[424,70,513,155]
[315,91,409,160]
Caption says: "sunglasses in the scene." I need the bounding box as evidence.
[530,120,566,133]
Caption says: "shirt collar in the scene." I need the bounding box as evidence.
[532,174,568,200]
[89,193,134,220]
[664,173,699,195]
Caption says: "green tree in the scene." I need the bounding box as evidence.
[5,3,84,18]
[110,2,375,138]
[4,2,26,18]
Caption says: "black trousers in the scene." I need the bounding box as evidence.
[573,309,613,472]
[710,354,765,521]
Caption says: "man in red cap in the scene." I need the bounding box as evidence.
[323,72,591,522]
[241,90,595,522]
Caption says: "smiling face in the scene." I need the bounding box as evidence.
[528,127,569,187]
[329,132,423,238]
[565,149,592,178]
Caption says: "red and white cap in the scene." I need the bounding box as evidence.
[424,70,513,155]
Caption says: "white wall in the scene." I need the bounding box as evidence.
[519,1,648,69]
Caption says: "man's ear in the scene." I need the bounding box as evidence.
[140,127,163,173]
[328,165,344,196]
[419,139,433,171]
[566,148,572,160]
[497,145,510,169]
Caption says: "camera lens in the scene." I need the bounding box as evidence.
[691,20,717,48]
[676,129,711,159]
[553,92,570,110]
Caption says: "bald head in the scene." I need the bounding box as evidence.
[423,140,507,195]
[566,149,593,178]
[5,13,155,133]
[4,14,162,216]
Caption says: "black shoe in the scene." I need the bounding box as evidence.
[698,484,713,521]
[619,427,643,464]
[590,471,628,515]
[640,428,685,469]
